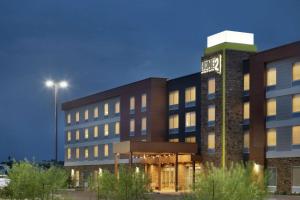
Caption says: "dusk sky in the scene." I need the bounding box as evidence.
[0,0,299,162]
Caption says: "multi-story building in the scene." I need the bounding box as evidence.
[62,30,300,194]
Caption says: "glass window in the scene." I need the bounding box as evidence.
[293,126,300,145]
[67,131,71,142]
[67,114,71,124]
[268,168,277,187]
[267,67,277,86]
[244,131,250,150]
[94,126,98,138]
[208,78,216,94]
[76,130,80,141]
[84,109,89,120]
[169,114,179,129]
[185,87,196,103]
[243,102,250,120]
[94,146,98,158]
[293,95,300,113]
[130,119,135,133]
[208,132,215,150]
[84,128,89,139]
[94,107,99,118]
[267,99,277,116]
[130,97,135,111]
[208,105,215,122]
[293,167,300,187]
[104,103,109,116]
[67,148,71,159]
[169,138,179,143]
[141,94,147,109]
[115,122,120,135]
[76,148,80,159]
[185,112,196,127]
[84,148,89,159]
[141,117,147,131]
[244,74,250,91]
[104,124,109,136]
[267,129,277,147]
[115,101,120,114]
[169,91,179,106]
[76,112,80,122]
[185,136,196,143]
[293,62,300,81]
[104,144,109,157]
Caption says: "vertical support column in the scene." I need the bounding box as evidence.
[192,161,196,191]
[158,154,161,191]
[129,152,133,168]
[175,153,178,192]
[114,153,119,177]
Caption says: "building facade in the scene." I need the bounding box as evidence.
[62,31,300,194]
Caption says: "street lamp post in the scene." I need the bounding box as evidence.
[45,80,68,163]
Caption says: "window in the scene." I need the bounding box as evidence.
[76,112,80,123]
[67,114,71,124]
[185,87,196,103]
[94,126,98,138]
[169,91,179,106]
[94,145,98,158]
[208,132,215,151]
[267,67,277,87]
[185,136,196,143]
[104,103,109,116]
[293,167,300,187]
[267,99,277,116]
[169,114,179,129]
[67,148,71,159]
[84,148,89,159]
[141,117,147,131]
[84,128,89,139]
[84,109,89,120]
[104,144,109,157]
[130,97,135,111]
[244,131,250,151]
[67,131,71,142]
[243,102,250,120]
[94,107,99,118]
[115,101,120,114]
[169,138,179,143]
[130,119,135,133]
[293,62,300,81]
[104,124,109,136]
[115,122,120,135]
[244,74,250,91]
[293,126,300,145]
[76,148,80,159]
[268,168,277,187]
[208,105,215,123]
[208,78,216,94]
[141,94,147,109]
[76,130,80,141]
[185,112,196,127]
[267,129,277,148]
[293,95,300,113]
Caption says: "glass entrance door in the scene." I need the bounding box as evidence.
[161,166,175,190]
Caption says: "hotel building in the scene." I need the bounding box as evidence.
[62,31,300,193]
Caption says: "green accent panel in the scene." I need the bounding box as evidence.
[204,43,257,55]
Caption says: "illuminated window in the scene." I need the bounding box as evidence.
[293,95,300,113]
[76,112,80,123]
[267,99,277,116]
[104,103,109,116]
[243,102,250,120]
[141,117,147,131]
[76,130,80,141]
[104,124,109,136]
[268,168,277,187]
[185,136,196,143]
[169,91,179,106]
[292,167,300,187]
[293,62,300,81]
[293,126,300,145]
[169,114,179,129]
[84,109,89,121]
[94,145,98,158]
[185,87,196,103]
[267,67,277,87]
[267,129,277,148]
[67,114,71,124]
[76,148,80,159]
[67,131,71,142]
[130,119,135,133]
[84,148,89,159]
[104,144,109,157]
[208,132,215,151]
[208,78,216,94]
[94,126,98,138]
[244,131,250,150]
[67,148,71,159]
[115,122,120,135]
[141,94,147,109]
[169,138,179,143]
[185,112,196,127]
[130,97,135,111]
[115,101,120,114]
[208,105,215,122]
[244,74,250,91]
[94,107,99,118]
[84,128,89,139]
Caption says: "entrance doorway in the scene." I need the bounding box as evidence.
[161,166,175,191]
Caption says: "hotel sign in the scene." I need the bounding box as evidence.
[201,54,222,74]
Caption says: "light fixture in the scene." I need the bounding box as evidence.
[45,80,54,88]
[59,81,68,88]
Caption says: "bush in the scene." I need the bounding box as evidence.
[184,163,268,200]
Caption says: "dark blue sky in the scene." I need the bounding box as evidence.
[0,0,299,162]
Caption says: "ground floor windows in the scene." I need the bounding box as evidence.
[267,167,277,193]
[208,132,215,152]
[243,131,250,153]
[292,167,300,193]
